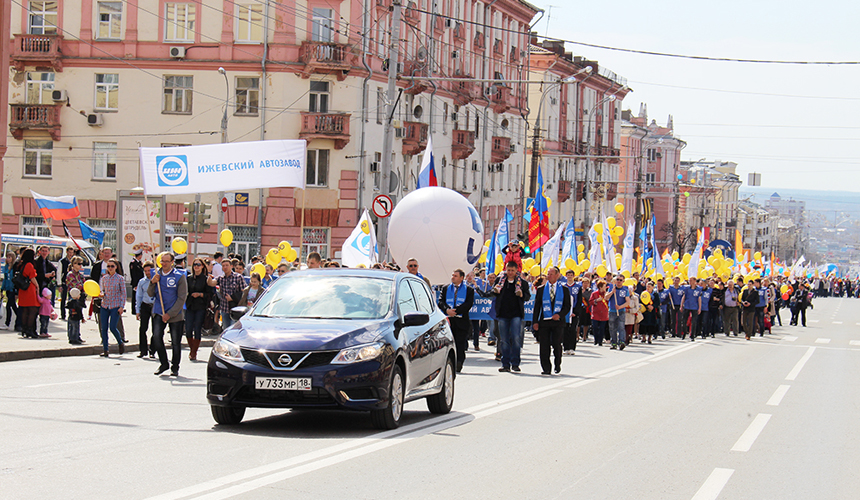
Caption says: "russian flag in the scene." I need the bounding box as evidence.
[30,190,80,220]
[416,135,437,189]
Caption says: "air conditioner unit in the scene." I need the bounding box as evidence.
[392,119,402,129]
[445,19,454,28]
[546,183,553,189]
[169,46,186,58]
[451,50,459,59]
[87,113,104,126]
[510,144,517,153]
[51,90,67,102]
[549,97,557,105]
[396,62,404,74]
[483,190,491,197]
[369,162,379,173]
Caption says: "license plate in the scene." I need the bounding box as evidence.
[255,377,312,391]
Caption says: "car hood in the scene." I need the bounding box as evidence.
[222,316,391,351]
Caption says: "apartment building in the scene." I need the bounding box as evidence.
[4,0,538,262]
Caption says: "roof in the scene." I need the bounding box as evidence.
[770,192,781,199]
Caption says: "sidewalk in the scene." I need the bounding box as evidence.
[0,299,217,362]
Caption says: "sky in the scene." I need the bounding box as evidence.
[530,0,860,192]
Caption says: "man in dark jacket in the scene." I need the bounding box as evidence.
[128,248,145,315]
[34,245,58,296]
[740,281,760,340]
[492,261,530,372]
[438,269,475,373]
[532,267,571,375]
[59,246,75,319]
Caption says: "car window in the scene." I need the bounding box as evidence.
[397,280,418,316]
[408,280,434,314]
[252,275,393,319]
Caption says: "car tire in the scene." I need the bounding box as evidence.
[211,405,245,425]
[371,365,404,430]
[427,356,455,414]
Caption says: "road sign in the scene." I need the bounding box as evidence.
[372,194,394,218]
[221,197,228,213]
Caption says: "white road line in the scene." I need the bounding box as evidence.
[850,341,860,346]
[766,385,791,406]
[782,335,798,342]
[815,338,831,344]
[731,413,772,452]
[602,369,626,378]
[809,320,820,323]
[691,468,735,500]
[628,362,649,369]
[24,379,94,389]
[786,346,816,381]
[833,321,843,325]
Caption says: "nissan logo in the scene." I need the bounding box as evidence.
[277,354,293,366]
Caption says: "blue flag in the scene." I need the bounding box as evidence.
[79,220,105,246]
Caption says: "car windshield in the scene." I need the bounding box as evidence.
[252,275,393,319]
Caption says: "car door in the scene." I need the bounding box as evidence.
[396,278,431,393]
[407,279,449,382]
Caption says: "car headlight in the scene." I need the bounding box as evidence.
[212,338,244,362]
[332,342,384,364]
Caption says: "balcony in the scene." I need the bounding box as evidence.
[401,121,428,156]
[375,0,391,12]
[510,46,520,64]
[577,141,588,156]
[557,180,572,203]
[474,32,486,50]
[493,39,504,57]
[404,2,420,26]
[11,34,63,72]
[401,59,429,95]
[433,16,445,35]
[561,139,574,155]
[10,104,62,141]
[490,136,512,163]
[489,85,513,114]
[609,147,621,163]
[299,41,354,81]
[451,74,478,106]
[452,129,476,160]
[453,23,465,43]
[299,112,351,149]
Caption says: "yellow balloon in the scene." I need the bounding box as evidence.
[83,279,101,298]
[698,269,708,280]
[612,236,620,247]
[671,251,680,261]
[546,197,553,208]
[714,249,723,258]
[529,264,541,277]
[266,249,281,267]
[754,251,762,261]
[682,254,691,265]
[624,278,636,287]
[578,252,586,262]
[615,202,624,213]
[251,262,266,278]
[494,260,503,275]
[690,178,696,184]
[612,226,624,237]
[780,284,789,294]
[595,223,604,234]
[655,273,663,280]
[484,239,491,249]
[219,229,234,247]
[278,240,292,255]
[478,252,487,263]
[565,258,576,270]
[155,251,168,268]
[522,258,536,269]
[607,217,616,229]
[285,248,298,262]
[577,243,585,253]
[596,264,607,278]
[360,220,371,235]
[615,254,623,267]
[580,259,590,270]
[171,237,187,255]
[640,291,652,304]
[622,270,630,278]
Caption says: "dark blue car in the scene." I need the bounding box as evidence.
[207,269,456,429]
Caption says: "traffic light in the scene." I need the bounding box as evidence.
[182,202,197,232]
[197,203,212,232]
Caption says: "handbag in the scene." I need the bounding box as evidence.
[12,271,30,291]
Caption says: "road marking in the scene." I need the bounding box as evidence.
[809,320,820,323]
[24,379,94,389]
[691,468,735,500]
[147,341,703,500]
[833,321,843,325]
[786,346,816,381]
[782,336,797,342]
[602,369,626,378]
[731,413,772,452]
[766,385,791,406]
[850,341,860,346]
[628,362,649,369]
[815,338,831,344]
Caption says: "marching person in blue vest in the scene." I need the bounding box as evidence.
[492,261,531,373]
[148,252,188,377]
[606,274,631,349]
[667,276,684,337]
[656,279,671,339]
[563,269,581,355]
[680,277,702,341]
[438,269,475,373]
[532,267,571,375]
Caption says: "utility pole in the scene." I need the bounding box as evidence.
[376,0,403,262]
[216,67,229,252]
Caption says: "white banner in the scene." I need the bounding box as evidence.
[139,140,306,195]
[341,209,378,268]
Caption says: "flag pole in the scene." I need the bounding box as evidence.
[142,191,165,313]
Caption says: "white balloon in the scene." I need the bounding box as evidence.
[388,187,484,284]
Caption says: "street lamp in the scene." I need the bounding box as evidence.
[217,67,229,251]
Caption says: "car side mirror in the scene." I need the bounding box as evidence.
[401,311,429,327]
[230,306,248,321]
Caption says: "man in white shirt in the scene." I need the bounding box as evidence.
[211,252,225,278]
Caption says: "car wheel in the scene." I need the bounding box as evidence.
[211,405,245,425]
[371,365,404,430]
[427,356,455,414]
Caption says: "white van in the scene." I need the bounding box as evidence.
[1,234,98,277]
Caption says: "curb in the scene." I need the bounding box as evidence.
[0,338,217,363]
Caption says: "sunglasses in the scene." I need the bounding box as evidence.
[107,265,116,269]
[193,263,202,267]
[407,264,418,268]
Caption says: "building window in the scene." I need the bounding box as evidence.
[302,227,330,260]
[645,172,656,184]
[235,77,259,115]
[236,3,263,43]
[163,75,193,114]
[226,225,259,263]
[93,142,117,180]
[22,216,52,237]
[306,149,329,187]
[165,3,196,42]
[309,81,330,113]
[87,219,117,250]
[311,8,334,42]
[164,224,189,250]
[26,72,54,105]
[97,2,122,39]
[24,140,52,178]
[376,88,384,124]
[94,73,119,111]
[647,148,657,162]
[28,1,58,35]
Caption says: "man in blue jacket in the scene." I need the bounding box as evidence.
[148,253,188,377]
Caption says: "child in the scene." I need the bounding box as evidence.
[38,287,56,338]
[66,287,86,345]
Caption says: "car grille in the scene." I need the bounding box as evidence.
[235,386,336,405]
[239,348,337,370]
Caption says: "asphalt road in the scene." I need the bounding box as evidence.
[2,297,859,500]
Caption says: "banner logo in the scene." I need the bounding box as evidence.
[156,155,189,187]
